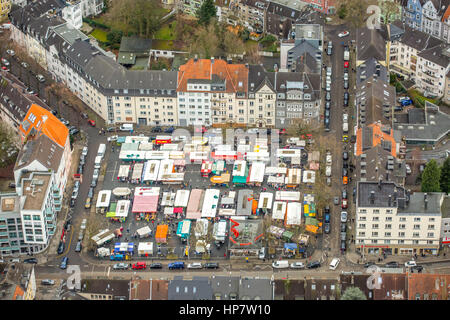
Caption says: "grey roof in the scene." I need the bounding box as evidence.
[119,36,152,54]
[28,14,65,41]
[265,2,301,38]
[293,24,322,42]
[237,189,254,216]
[248,65,275,93]
[292,50,320,73]
[394,102,450,142]
[357,57,389,85]
[287,40,321,71]
[418,44,450,67]
[407,108,426,124]
[80,279,130,300]
[442,196,450,219]
[274,279,305,300]
[241,0,268,10]
[66,39,99,69]
[168,277,213,300]
[51,23,89,45]
[356,76,395,126]
[398,192,445,214]
[357,181,406,208]
[391,21,443,51]
[0,81,30,124]
[357,27,387,61]
[210,276,240,300]
[238,278,272,300]
[274,72,320,100]
[14,134,64,173]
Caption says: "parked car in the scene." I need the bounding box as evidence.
[151,126,162,133]
[338,31,350,38]
[60,256,68,269]
[81,146,88,156]
[21,62,29,69]
[41,279,55,285]
[79,155,85,167]
[343,151,349,161]
[342,167,348,177]
[334,196,340,205]
[405,164,411,174]
[324,223,331,234]
[8,182,16,188]
[107,135,118,142]
[36,74,45,82]
[113,263,129,270]
[272,260,289,269]
[343,80,349,89]
[84,197,91,209]
[1,58,10,66]
[411,265,423,272]
[364,262,376,268]
[325,91,331,101]
[340,211,348,223]
[400,99,413,106]
[325,101,331,110]
[340,240,346,251]
[405,260,417,268]
[25,87,35,95]
[343,73,349,81]
[132,262,146,270]
[75,241,82,252]
[419,164,425,173]
[187,263,203,269]
[106,127,115,132]
[290,262,305,269]
[71,190,78,200]
[24,258,38,264]
[149,263,163,269]
[204,262,219,269]
[57,242,64,254]
[164,126,175,133]
[73,181,80,194]
[6,49,15,56]
[385,261,399,268]
[92,169,99,180]
[77,165,83,175]
[81,113,88,119]
[87,187,94,199]
[90,178,97,188]
[342,189,348,200]
[168,261,185,270]
[340,223,346,233]
[87,119,95,127]
[341,199,348,209]
[70,198,76,207]
[344,61,349,68]
[306,261,321,269]
[69,128,79,136]
[343,92,349,106]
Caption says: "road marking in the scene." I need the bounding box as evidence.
[111,161,118,182]
[107,266,110,277]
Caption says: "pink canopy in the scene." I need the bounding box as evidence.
[132,194,158,213]
[173,207,183,214]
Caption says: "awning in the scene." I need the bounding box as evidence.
[174,207,183,214]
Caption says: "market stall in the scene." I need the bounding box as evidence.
[272,201,287,220]
[176,220,192,243]
[201,189,220,218]
[232,160,248,185]
[212,160,226,175]
[285,202,302,226]
[142,160,160,184]
[132,187,160,221]
[186,189,204,219]
[248,162,265,186]
[112,187,131,198]
[201,161,213,177]
[131,163,144,184]
[137,242,153,256]
[136,226,152,239]
[117,165,130,182]
[174,190,190,208]
[96,190,111,214]
[155,225,168,243]
[210,172,230,187]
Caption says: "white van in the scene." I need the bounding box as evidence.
[120,123,133,131]
[329,258,340,270]
[94,156,102,169]
[97,144,106,158]
[272,260,289,269]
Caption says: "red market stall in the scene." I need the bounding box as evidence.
[201,161,213,177]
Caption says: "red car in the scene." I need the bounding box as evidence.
[88,119,95,127]
[344,61,349,68]
[342,199,348,209]
[132,262,146,270]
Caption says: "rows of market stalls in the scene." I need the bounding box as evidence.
[91,130,328,261]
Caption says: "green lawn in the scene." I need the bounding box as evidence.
[152,39,175,51]
[154,21,177,40]
[91,29,108,42]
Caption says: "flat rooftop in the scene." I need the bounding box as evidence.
[358,181,406,208]
[21,173,52,211]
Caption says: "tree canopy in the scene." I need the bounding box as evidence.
[440,157,450,194]
[196,0,217,26]
[421,159,441,193]
[341,287,367,300]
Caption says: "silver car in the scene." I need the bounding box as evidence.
[113,263,129,270]
[341,211,348,223]
[187,263,203,269]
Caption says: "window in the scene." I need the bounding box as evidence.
[385,224,392,229]
[32,215,40,221]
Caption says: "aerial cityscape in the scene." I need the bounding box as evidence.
[0,0,450,302]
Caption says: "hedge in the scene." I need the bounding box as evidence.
[83,18,110,30]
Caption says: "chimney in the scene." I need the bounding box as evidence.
[378,179,382,190]
[194,54,198,62]
[211,56,215,64]
[370,191,375,204]
[388,195,392,207]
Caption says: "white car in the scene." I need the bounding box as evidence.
[326,83,331,91]
[290,262,305,269]
[326,67,332,77]
[81,146,88,156]
[343,113,348,123]
[338,31,350,38]
[107,135,118,142]
[187,263,203,269]
[92,169,99,180]
[343,73,349,81]
[6,49,15,56]
[405,260,417,268]
[405,164,411,174]
[340,211,348,223]
[398,96,409,102]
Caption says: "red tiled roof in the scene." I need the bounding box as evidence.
[407,273,450,300]
[356,123,397,157]
[177,59,248,95]
[19,104,68,148]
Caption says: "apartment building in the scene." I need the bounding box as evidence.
[247,65,276,128]
[275,72,321,127]
[356,181,444,256]
[177,58,249,127]
[0,80,30,139]
[445,69,450,103]
[416,43,450,97]
[17,104,71,195]
[80,0,103,17]
[442,5,450,43]
[404,0,425,30]
[235,0,267,33]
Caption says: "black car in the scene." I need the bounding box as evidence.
[306,261,321,269]
[8,182,16,188]
[343,161,348,168]
[164,126,174,133]
[324,206,330,214]
[24,258,38,264]
[385,261,399,268]
[343,152,349,161]
[151,126,162,133]
[149,263,163,269]
[91,179,97,188]
[51,109,58,116]
[204,262,219,269]
[411,265,423,272]
[77,165,83,175]
[364,262,376,268]
[340,240,346,251]
[342,167,348,177]
[353,187,356,198]
[57,242,64,255]
[340,223,346,232]
[342,189,348,200]
[70,198,76,207]
[87,187,94,199]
